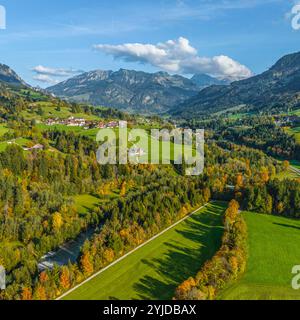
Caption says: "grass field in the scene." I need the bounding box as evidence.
[37,123,198,163]
[0,138,31,152]
[220,212,300,300]
[21,102,100,121]
[286,127,300,144]
[290,108,300,116]
[11,88,49,101]
[73,194,102,215]
[0,125,9,137]
[291,160,300,170]
[62,202,226,300]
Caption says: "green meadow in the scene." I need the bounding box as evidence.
[287,126,300,144]
[291,160,300,170]
[0,138,31,152]
[290,108,300,117]
[20,102,99,121]
[63,202,226,300]
[220,212,300,300]
[37,123,199,164]
[73,194,103,215]
[0,124,10,137]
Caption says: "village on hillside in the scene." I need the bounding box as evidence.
[45,117,128,130]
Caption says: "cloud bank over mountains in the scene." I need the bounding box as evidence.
[94,37,253,81]
[33,37,253,85]
[32,65,84,84]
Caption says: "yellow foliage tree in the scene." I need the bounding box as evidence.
[80,253,94,275]
[52,212,63,232]
[60,267,71,290]
[203,188,211,203]
[283,160,290,171]
[225,199,240,225]
[103,248,115,264]
[22,287,32,300]
[39,271,49,284]
[120,181,127,197]
[260,167,270,183]
[36,285,47,300]
[235,173,244,189]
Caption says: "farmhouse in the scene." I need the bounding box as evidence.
[23,144,44,151]
[45,118,59,126]
[107,121,119,128]
[274,115,300,126]
[128,147,146,157]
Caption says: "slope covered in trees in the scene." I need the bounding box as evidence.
[0,71,299,301]
[172,52,300,118]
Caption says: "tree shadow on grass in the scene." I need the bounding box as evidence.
[273,222,300,231]
[133,206,224,300]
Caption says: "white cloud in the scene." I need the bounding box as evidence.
[32,65,84,85]
[94,37,253,80]
[33,74,60,85]
[33,65,83,77]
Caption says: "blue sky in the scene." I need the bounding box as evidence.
[0,0,299,87]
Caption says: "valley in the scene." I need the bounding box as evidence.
[61,202,225,300]
[0,51,300,302]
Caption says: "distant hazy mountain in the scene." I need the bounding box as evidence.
[191,74,231,87]
[172,52,300,118]
[0,64,27,86]
[47,69,201,114]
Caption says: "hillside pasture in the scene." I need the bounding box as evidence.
[220,212,300,300]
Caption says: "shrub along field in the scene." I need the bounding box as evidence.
[220,212,300,300]
[62,202,226,300]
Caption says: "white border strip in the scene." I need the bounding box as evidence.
[57,202,210,300]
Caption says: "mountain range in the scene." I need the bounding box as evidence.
[172,52,300,118]
[0,64,235,116]
[47,69,202,114]
[191,74,231,87]
[2,51,300,118]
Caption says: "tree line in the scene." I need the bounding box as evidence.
[174,200,247,300]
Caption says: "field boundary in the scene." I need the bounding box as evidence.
[57,202,210,300]
[290,165,300,176]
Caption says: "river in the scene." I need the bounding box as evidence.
[38,228,96,271]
